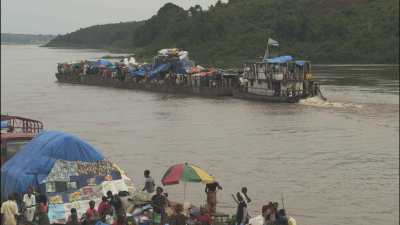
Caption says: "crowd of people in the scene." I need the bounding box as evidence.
[1,187,53,225]
[1,170,296,225]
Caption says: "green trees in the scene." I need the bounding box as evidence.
[46,0,399,65]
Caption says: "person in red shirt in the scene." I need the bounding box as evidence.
[85,200,99,223]
[67,208,81,225]
[37,194,50,225]
[97,196,111,220]
[196,207,212,225]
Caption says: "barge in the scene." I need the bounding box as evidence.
[55,48,237,97]
[55,72,235,97]
[55,45,325,103]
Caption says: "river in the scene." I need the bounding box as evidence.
[1,45,399,225]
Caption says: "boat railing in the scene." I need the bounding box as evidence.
[1,115,43,134]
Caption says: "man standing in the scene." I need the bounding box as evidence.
[23,186,36,224]
[1,194,19,225]
[235,193,248,225]
[240,187,251,204]
[151,187,167,225]
[142,170,155,193]
[205,181,223,214]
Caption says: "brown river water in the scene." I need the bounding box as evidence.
[1,45,399,225]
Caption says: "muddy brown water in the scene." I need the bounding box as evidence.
[1,45,399,225]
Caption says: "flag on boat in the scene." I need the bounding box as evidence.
[268,38,279,47]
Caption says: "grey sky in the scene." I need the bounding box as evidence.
[1,0,226,35]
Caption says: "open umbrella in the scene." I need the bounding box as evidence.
[161,163,214,200]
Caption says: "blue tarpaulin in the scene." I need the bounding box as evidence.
[175,59,192,74]
[265,55,294,64]
[95,222,110,225]
[150,63,171,78]
[1,131,104,200]
[295,60,307,66]
[95,59,114,69]
[129,66,146,77]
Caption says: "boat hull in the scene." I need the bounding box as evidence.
[55,73,233,97]
[232,90,304,103]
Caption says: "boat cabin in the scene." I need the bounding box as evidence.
[241,55,314,97]
[1,115,43,166]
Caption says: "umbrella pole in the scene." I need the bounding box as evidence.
[184,181,187,202]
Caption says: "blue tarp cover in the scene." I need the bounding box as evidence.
[1,131,104,200]
[295,60,307,66]
[95,222,110,225]
[265,55,294,64]
[95,59,114,69]
[129,66,146,77]
[150,63,171,78]
[96,59,112,66]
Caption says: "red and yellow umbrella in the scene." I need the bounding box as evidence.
[161,163,214,200]
[161,163,214,186]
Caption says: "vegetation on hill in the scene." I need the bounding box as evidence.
[46,21,144,49]
[45,0,399,66]
[2,33,55,45]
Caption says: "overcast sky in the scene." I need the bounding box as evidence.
[1,0,226,35]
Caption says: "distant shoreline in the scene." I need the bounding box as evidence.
[1,33,55,46]
[1,42,49,45]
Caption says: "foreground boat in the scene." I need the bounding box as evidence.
[1,115,43,166]
[1,130,139,224]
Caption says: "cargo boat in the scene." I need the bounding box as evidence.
[233,39,325,103]
[55,45,325,103]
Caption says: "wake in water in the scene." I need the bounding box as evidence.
[299,96,363,109]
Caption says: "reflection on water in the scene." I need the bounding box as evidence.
[1,45,399,225]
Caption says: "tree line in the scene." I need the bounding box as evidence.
[45,0,399,66]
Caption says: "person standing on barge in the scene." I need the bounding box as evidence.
[36,193,50,225]
[1,194,19,225]
[235,193,248,225]
[151,187,167,225]
[22,186,36,224]
[205,181,223,214]
[142,170,155,193]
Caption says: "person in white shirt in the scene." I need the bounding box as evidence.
[142,170,155,193]
[23,187,36,223]
[248,205,268,225]
[1,194,19,225]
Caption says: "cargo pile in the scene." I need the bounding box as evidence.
[56,48,234,90]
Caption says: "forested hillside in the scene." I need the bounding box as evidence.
[47,21,144,49]
[46,0,399,65]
